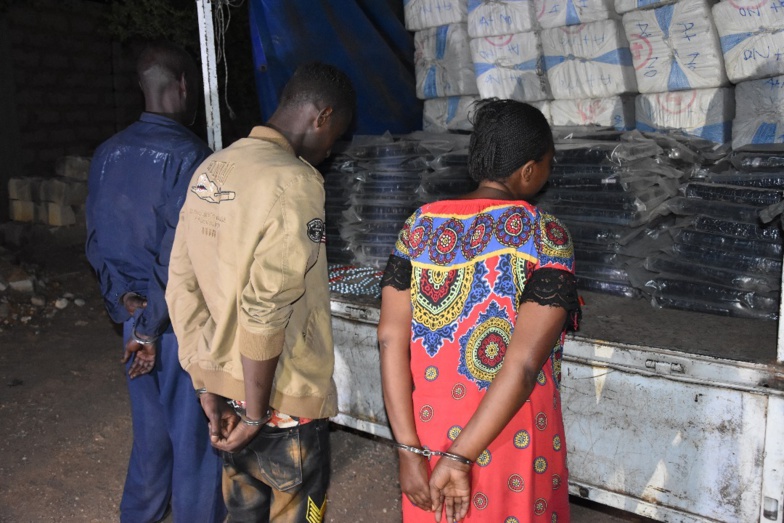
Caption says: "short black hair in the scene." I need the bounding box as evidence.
[279,62,356,119]
[136,40,198,86]
[467,99,554,183]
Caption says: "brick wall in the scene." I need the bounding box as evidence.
[1,0,142,221]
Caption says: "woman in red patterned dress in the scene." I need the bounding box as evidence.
[378,100,580,523]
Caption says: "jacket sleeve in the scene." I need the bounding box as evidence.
[84,150,133,324]
[237,172,324,361]
[166,203,210,389]
[135,147,210,338]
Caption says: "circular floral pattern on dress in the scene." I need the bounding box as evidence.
[464,317,511,384]
[513,430,531,449]
[451,383,466,400]
[505,518,519,523]
[552,474,562,490]
[472,492,488,510]
[507,474,525,493]
[424,366,439,382]
[553,434,562,451]
[552,514,558,523]
[419,404,434,423]
[462,213,494,260]
[534,498,548,516]
[447,425,462,441]
[534,456,548,474]
[476,450,491,467]
[495,207,533,248]
[413,266,474,331]
[429,218,464,265]
[408,217,433,258]
[537,370,547,386]
[536,412,548,431]
[538,213,573,259]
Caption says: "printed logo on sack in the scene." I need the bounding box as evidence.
[658,90,697,115]
[307,218,326,243]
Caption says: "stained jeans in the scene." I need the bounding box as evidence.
[120,318,226,523]
[221,418,331,523]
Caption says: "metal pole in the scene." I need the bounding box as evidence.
[196,0,222,151]
[778,252,784,363]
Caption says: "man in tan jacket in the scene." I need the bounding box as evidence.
[166,62,355,522]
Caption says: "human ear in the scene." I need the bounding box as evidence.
[316,106,334,128]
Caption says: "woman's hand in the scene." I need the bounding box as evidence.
[429,458,471,523]
[398,450,433,512]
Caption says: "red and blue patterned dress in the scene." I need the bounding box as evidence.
[387,198,578,523]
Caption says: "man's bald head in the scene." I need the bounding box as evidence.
[136,41,199,124]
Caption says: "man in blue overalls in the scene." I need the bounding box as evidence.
[85,40,225,523]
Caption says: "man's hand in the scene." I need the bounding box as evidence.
[121,292,147,316]
[199,392,240,446]
[122,338,156,379]
[429,458,472,523]
[211,422,262,453]
[398,450,433,512]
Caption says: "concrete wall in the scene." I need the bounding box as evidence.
[1,0,142,221]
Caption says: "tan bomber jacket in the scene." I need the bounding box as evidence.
[166,126,337,419]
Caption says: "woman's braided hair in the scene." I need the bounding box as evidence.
[467,99,554,183]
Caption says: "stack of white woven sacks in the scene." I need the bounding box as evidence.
[406,0,784,148]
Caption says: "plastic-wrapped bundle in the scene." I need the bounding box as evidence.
[622,0,727,93]
[691,215,782,242]
[542,20,638,99]
[419,167,477,201]
[415,24,479,99]
[732,75,784,149]
[644,256,780,292]
[615,0,677,15]
[555,140,619,163]
[635,87,735,143]
[646,277,779,319]
[578,277,641,297]
[681,182,783,206]
[730,150,784,172]
[671,241,782,272]
[676,228,782,258]
[405,0,468,31]
[705,170,784,189]
[713,0,784,83]
[470,33,550,101]
[576,261,633,282]
[423,96,479,132]
[534,0,616,29]
[550,96,635,129]
[467,0,535,37]
[666,196,769,222]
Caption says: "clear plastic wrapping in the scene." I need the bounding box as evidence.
[730,151,784,172]
[675,228,782,259]
[691,215,782,242]
[665,196,768,223]
[681,182,783,206]
[645,277,779,319]
[670,242,782,274]
[643,256,779,292]
[577,277,641,298]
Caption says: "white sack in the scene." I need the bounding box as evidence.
[732,75,784,149]
[615,0,677,15]
[623,0,727,93]
[415,24,480,99]
[423,96,480,131]
[551,96,636,128]
[534,0,616,29]
[405,0,468,31]
[636,87,735,142]
[471,33,550,101]
[542,19,639,99]
[467,0,536,37]
[713,0,784,83]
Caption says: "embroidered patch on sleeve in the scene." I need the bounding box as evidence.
[307,218,325,243]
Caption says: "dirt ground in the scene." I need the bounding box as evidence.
[0,241,652,522]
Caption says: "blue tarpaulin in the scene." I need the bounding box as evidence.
[248,0,423,135]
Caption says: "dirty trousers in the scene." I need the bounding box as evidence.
[120,318,225,523]
[221,418,331,523]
